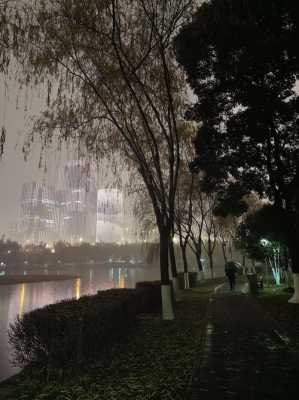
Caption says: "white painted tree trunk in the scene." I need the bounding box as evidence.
[289,273,299,303]
[161,285,175,320]
[184,272,190,289]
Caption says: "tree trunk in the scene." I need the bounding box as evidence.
[209,255,214,279]
[181,245,188,273]
[195,252,204,281]
[160,230,175,319]
[207,240,214,279]
[180,245,190,289]
[221,242,227,264]
[289,274,299,303]
[196,252,203,272]
[288,242,299,303]
[169,237,178,278]
[169,236,180,298]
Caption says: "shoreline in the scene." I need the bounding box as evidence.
[0,274,79,286]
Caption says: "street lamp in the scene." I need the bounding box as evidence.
[260,238,270,247]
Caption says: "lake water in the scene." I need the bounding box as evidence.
[0,264,159,382]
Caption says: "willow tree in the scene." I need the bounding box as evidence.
[8,0,195,319]
[0,0,11,155]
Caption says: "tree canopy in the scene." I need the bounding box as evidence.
[175,0,299,272]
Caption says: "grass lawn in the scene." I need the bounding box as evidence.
[256,285,299,346]
[0,279,223,400]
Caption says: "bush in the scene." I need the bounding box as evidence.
[8,286,161,377]
[135,281,161,313]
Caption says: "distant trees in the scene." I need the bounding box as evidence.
[176,0,299,301]
[0,240,148,268]
[0,237,21,264]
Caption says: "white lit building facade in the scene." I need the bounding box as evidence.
[59,161,97,243]
[96,189,124,243]
[20,182,60,244]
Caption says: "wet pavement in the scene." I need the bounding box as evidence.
[189,290,299,400]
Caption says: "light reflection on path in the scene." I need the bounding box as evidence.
[0,265,159,382]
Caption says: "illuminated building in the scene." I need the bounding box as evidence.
[96,189,124,243]
[59,161,97,243]
[19,182,60,244]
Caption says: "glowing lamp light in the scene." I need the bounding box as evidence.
[260,238,270,247]
[172,236,179,244]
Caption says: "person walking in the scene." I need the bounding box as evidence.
[225,261,238,290]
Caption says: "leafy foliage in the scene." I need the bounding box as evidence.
[176,0,299,271]
[236,204,290,262]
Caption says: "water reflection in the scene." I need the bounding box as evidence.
[75,278,81,300]
[19,284,26,317]
[0,264,159,382]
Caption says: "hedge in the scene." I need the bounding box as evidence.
[8,285,161,377]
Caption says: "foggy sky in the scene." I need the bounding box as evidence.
[0,76,128,236]
[0,77,79,234]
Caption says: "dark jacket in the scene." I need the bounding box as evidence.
[225,261,238,275]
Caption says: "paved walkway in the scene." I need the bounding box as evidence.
[189,291,299,400]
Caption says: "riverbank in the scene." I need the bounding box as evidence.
[0,274,78,285]
[0,278,225,400]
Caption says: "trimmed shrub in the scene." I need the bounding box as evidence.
[135,281,161,312]
[8,286,161,377]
